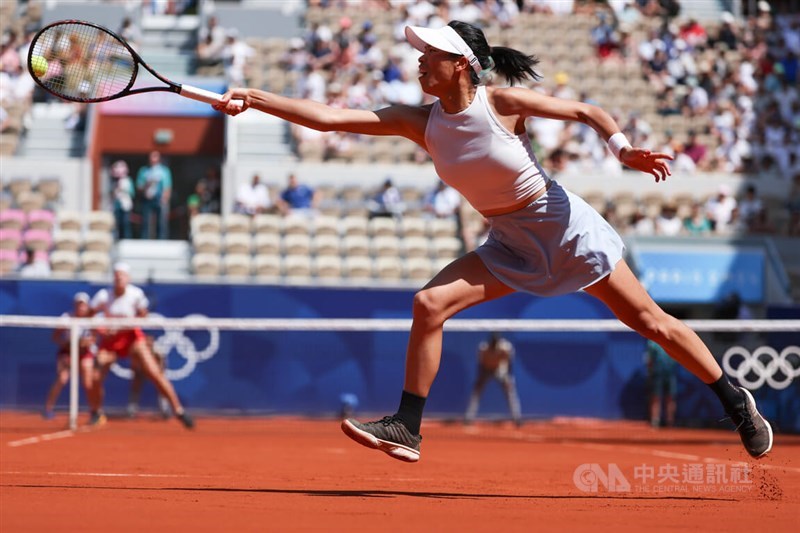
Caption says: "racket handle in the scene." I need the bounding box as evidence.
[179,83,242,110]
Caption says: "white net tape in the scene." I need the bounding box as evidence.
[2,315,799,332]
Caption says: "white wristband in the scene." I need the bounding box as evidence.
[607,132,632,160]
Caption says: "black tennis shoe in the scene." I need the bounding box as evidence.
[728,388,773,458]
[176,411,195,430]
[341,415,422,462]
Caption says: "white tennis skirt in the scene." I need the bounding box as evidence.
[474,181,624,297]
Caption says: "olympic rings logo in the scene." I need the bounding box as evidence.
[110,313,220,381]
[722,345,800,391]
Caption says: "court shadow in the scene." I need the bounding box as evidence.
[4,484,737,502]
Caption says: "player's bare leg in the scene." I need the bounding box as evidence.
[584,259,772,457]
[128,357,144,418]
[129,341,194,429]
[87,350,115,426]
[44,362,69,419]
[404,253,514,396]
[342,253,512,461]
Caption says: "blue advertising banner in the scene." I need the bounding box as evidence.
[636,247,765,304]
[0,280,796,432]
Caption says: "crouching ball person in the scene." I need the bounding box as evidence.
[89,263,194,429]
[44,292,97,419]
[213,21,771,461]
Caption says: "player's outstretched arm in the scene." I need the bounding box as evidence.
[494,87,673,181]
[213,88,423,140]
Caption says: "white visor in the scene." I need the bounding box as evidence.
[405,25,483,77]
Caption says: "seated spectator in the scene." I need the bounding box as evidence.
[367,177,405,219]
[196,15,226,66]
[18,248,50,278]
[117,17,142,50]
[705,185,738,233]
[656,86,682,116]
[682,130,708,168]
[278,173,318,216]
[423,181,461,219]
[551,72,577,101]
[737,184,763,230]
[683,203,713,235]
[659,131,695,174]
[591,11,620,60]
[628,209,655,236]
[234,174,275,216]
[655,203,682,236]
[187,179,218,219]
[221,29,255,87]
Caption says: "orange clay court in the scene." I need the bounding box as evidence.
[1,412,797,532]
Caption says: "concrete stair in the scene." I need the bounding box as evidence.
[16,103,86,159]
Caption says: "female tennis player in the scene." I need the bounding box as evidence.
[89,263,194,429]
[214,21,771,461]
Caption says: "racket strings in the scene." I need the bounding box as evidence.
[31,23,136,102]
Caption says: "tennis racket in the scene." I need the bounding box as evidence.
[27,19,240,108]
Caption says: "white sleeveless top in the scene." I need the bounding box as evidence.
[424,86,549,213]
[91,285,149,318]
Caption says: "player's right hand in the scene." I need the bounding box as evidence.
[213,88,251,116]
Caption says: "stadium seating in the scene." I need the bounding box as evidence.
[22,229,52,252]
[86,211,115,233]
[83,231,112,253]
[314,256,342,279]
[254,255,281,278]
[343,256,372,279]
[254,233,281,256]
[283,254,312,278]
[52,231,82,252]
[192,253,222,277]
[57,211,83,232]
[0,228,22,250]
[223,254,252,277]
[0,249,19,273]
[26,209,55,232]
[80,250,110,274]
[49,250,80,274]
[0,209,26,231]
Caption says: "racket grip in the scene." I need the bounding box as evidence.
[180,84,242,110]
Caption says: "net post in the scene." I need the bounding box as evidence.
[68,323,79,432]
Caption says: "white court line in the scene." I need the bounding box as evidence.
[2,471,211,478]
[7,430,76,448]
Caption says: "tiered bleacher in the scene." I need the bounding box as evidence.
[189,209,460,281]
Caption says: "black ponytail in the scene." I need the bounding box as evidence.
[448,20,541,86]
[489,46,542,86]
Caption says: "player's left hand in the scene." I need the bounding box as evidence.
[619,147,673,182]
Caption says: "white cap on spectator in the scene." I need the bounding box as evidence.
[74,292,90,303]
[721,12,735,24]
[718,184,733,196]
[758,1,771,12]
[113,262,130,274]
